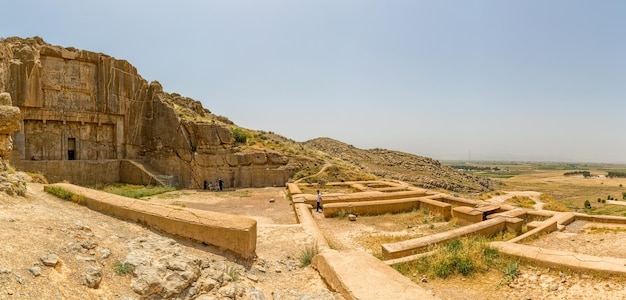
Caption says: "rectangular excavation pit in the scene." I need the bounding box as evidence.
[322,197,451,219]
[381,217,523,260]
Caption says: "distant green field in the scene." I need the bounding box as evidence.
[473,172,516,179]
[535,164,589,171]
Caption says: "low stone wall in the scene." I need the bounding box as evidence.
[426,194,480,207]
[507,218,558,244]
[381,217,523,260]
[301,190,432,206]
[312,249,439,300]
[487,208,529,220]
[321,197,452,219]
[419,198,452,221]
[491,242,626,275]
[573,213,626,224]
[45,183,257,259]
[452,206,483,224]
[286,183,302,195]
[294,203,330,250]
[322,198,422,217]
[15,160,120,185]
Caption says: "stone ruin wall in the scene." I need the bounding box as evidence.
[0,37,291,188]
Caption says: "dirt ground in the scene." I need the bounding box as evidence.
[0,184,340,300]
[3,185,626,300]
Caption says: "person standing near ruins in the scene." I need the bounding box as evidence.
[316,190,323,212]
[218,178,223,191]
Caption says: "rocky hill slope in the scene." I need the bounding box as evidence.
[303,138,494,193]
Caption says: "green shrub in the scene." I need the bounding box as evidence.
[501,260,520,284]
[113,261,135,275]
[231,127,249,144]
[225,265,240,281]
[584,200,591,209]
[420,237,500,279]
[298,243,319,267]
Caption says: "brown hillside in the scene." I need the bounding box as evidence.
[303,137,494,193]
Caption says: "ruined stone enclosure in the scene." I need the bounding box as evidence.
[0,37,292,188]
[287,180,626,298]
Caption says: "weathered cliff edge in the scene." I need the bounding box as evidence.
[0,37,291,188]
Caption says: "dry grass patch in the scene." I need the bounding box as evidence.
[539,193,570,212]
[586,226,626,235]
[474,191,506,200]
[392,236,519,281]
[506,196,536,208]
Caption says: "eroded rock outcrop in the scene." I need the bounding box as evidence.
[0,37,291,188]
[0,92,26,195]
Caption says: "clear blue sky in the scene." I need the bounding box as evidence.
[2,1,625,163]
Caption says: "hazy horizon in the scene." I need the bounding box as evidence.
[2,1,625,164]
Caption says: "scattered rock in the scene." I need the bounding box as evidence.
[131,265,162,296]
[348,214,357,221]
[551,284,559,291]
[40,253,59,267]
[269,198,275,203]
[80,240,98,250]
[248,287,266,300]
[247,274,259,282]
[82,266,102,288]
[218,284,237,298]
[28,267,41,277]
[99,248,111,259]
[76,255,96,262]
[126,236,203,298]
[75,220,91,231]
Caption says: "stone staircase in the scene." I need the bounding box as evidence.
[122,160,179,187]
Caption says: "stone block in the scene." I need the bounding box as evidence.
[45,183,257,259]
[452,206,483,224]
[312,250,439,300]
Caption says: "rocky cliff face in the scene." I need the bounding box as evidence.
[0,37,291,188]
